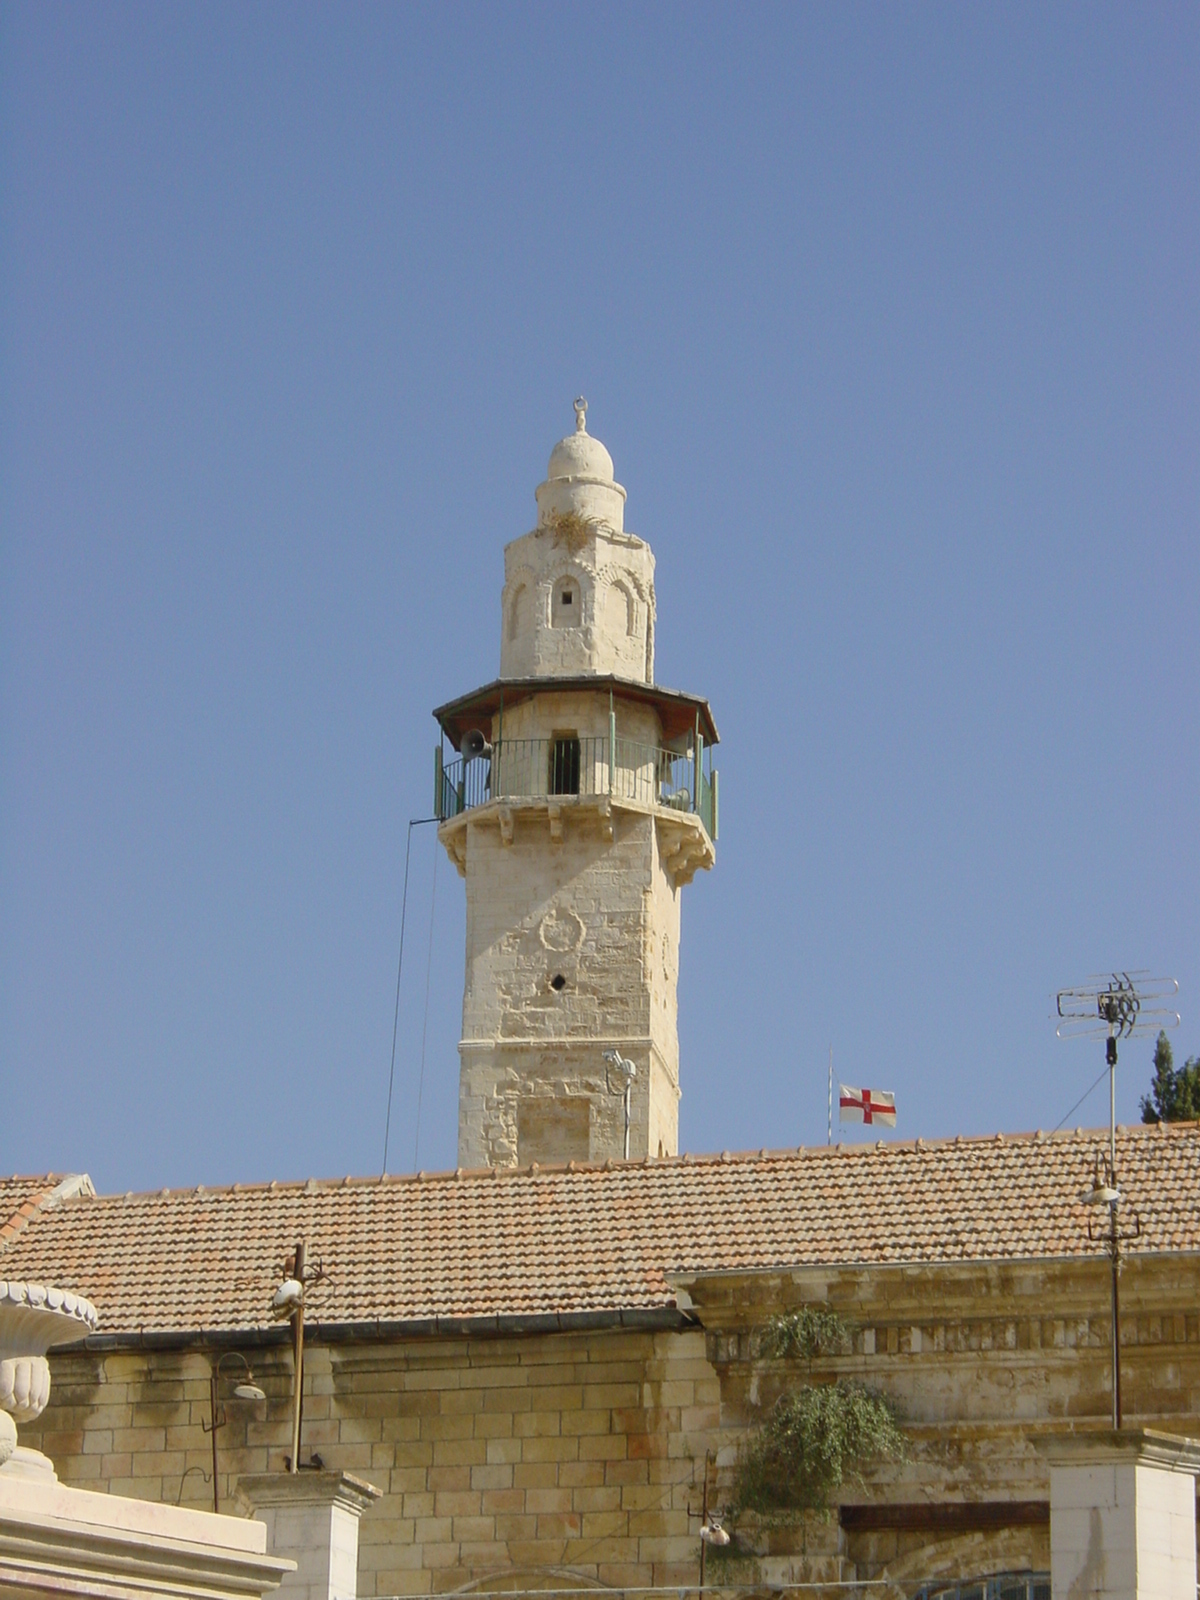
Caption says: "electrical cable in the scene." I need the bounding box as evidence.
[1052,1062,1111,1135]
[381,817,437,1175]
[413,827,439,1169]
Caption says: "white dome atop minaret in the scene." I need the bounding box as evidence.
[500,400,655,682]
[545,401,615,481]
[535,399,627,533]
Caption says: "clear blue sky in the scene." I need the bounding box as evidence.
[3,4,1197,1193]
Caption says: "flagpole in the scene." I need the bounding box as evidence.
[827,1046,832,1146]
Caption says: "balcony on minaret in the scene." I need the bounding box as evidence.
[433,675,717,886]
[440,734,714,833]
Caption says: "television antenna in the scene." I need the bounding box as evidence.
[1054,972,1179,1427]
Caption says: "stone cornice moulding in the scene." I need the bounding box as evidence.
[0,1472,294,1600]
[235,1469,382,1519]
[1037,1426,1200,1475]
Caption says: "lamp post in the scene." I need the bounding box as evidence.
[271,1240,327,1473]
[202,1353,265,1513]
[1078,1155,1135,1428]
[269,1244,308,1474]
[689,1450,729,1588]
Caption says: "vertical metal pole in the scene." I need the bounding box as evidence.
[1111,1220,1122,1429]
[609,690,616,798]
[1107,1031,1120,1430]
[1109,1034,1117,1176]
[434,746,443,821]
[289,1242,305,1473]
[209,1368,221,1513]
[699,1454,709,1589]
[624,1078,631,1161]
[828,1047,833,1147]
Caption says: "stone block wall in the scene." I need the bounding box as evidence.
[499,525,656,683]
[26,1251,1200,1597]
[455,795,682,1168]
[689,1253,1200,1591]
[31,1328,722,1596]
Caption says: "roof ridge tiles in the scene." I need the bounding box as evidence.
[0,1173,94,1252]
[17,1121,1189,1215]
[6,1121,1199,1343]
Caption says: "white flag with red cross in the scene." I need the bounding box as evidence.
[838,1084,897,1127]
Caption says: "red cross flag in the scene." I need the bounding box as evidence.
[839,1084,897,1127]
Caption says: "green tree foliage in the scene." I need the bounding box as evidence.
[758,1306,852,1362]
[1140,1030,1200,1124]
[733,1381,907,1516]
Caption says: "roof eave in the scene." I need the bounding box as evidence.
[433,676,719,749]
[73,1305,694,1353]
[665,1246,1200,1287]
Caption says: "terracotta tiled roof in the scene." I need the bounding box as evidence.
[2,1126,1197,1340]
[0,1174,95,1251]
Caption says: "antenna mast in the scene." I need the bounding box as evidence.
[1055,972,1179,1427]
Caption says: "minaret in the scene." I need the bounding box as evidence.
[434,401,718,1168]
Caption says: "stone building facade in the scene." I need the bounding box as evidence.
[7,1125,1200,1597]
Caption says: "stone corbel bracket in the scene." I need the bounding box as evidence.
[655,810,715,886]
[439,796,713,880]
[439,815,469,876]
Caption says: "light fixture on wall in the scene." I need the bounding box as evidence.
[602,1048,637,1160]
[203,1352,265,1513]
[270,1277,304,1318]
[1079,1161,1120,1208]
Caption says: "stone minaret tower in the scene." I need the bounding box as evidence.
[435,401,718,1168]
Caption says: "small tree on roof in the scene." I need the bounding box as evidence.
[1141,1030,1200,1124]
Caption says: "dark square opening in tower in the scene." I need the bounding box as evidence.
[550,736,581,795]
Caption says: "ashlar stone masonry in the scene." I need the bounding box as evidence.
[26,1246,1200,1596]
[433,402,718,1168]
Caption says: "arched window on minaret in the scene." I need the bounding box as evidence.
[507,582,529,643]
[603,579,636,640]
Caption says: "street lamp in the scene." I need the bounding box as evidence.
[271,1241,328,1474]
[688,1449,727,1588]
[203,1352,265,1513]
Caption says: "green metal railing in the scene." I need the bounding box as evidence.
[435,735,717,841]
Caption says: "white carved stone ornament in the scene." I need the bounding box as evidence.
[0,1281,99,1474]
[0,1354,50,1422]
[538,906,585,953]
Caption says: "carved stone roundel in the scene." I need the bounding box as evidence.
[538,907,585,953]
